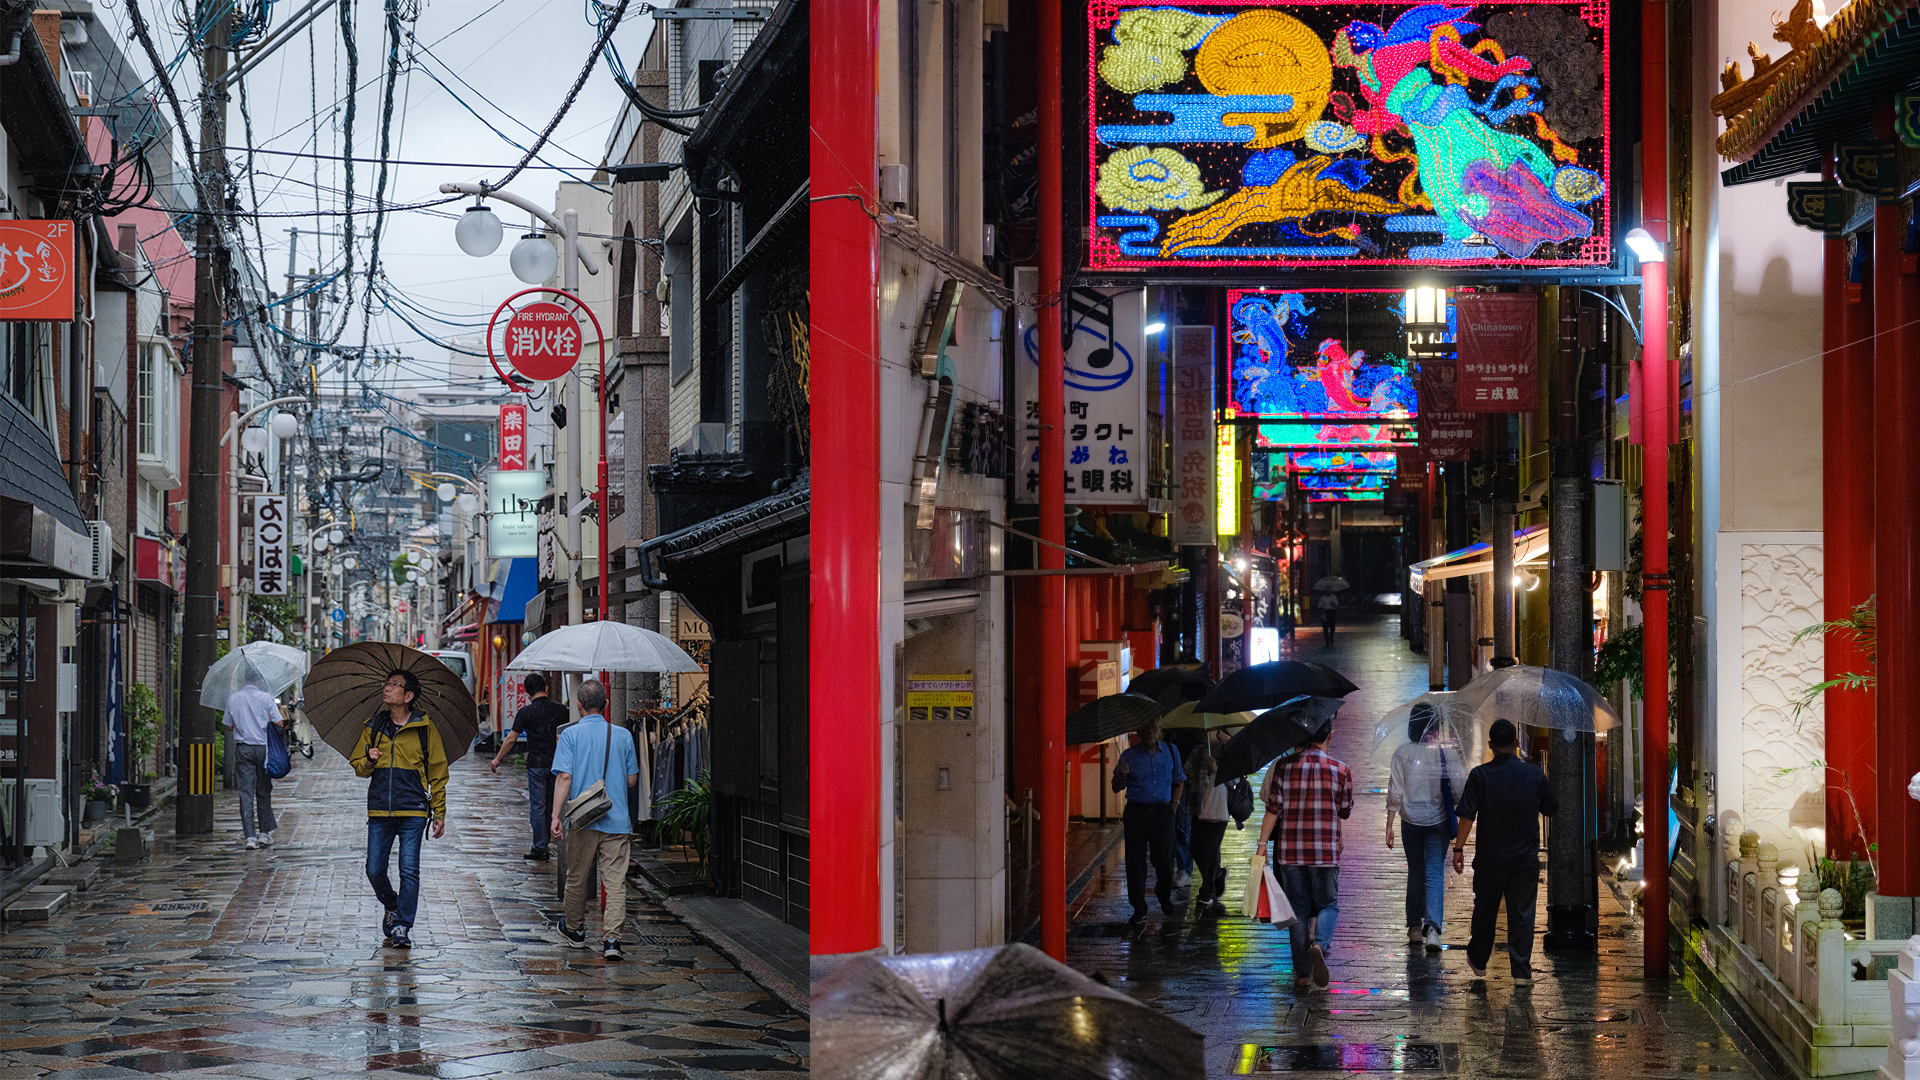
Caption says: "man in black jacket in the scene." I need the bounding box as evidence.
[1451,719,1558,984]
[490,674,566,861]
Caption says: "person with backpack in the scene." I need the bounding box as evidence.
[1385,703,1462,951]
[350,669,450,950]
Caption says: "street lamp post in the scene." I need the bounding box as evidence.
[1626,226,1671,977]
[222,396,304,647]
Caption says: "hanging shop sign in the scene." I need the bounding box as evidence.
[1171,325,1217,544]
[0,220,76,321]
[498,403,529,470]
[1013,271,1148,506]
[486,287,605,391]
[486,469,547,559]
[1086,1,1612,270]
[1227,289,1417,420]
[1454,293,1539,411]
[1413,355,1484,459]
[250,495,290,596]
[1287,450,1395,471]
[1216,424,1240,536]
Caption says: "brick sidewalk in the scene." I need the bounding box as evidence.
[0,742,806,1078]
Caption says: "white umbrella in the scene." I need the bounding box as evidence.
[200,641,309,711]
[1371,691,1484,764]
[506,621,702,673]
[1455,664,1621,735]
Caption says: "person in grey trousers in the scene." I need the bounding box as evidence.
[221,667,285,849]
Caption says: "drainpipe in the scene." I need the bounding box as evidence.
[0,32,23,66]
[1037,0,1069,963]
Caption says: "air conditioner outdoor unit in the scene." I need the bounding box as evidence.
[86,520,112,582]
[0,778,64,847]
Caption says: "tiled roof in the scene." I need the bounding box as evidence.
[0,392,87,533]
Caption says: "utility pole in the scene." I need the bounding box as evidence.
[1546,287,1598,952]
[178,2,234,835]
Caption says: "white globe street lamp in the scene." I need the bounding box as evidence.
[455,492,480,516]
[329,528,346,544]
[437,482,458,503]
[509,231,558,284]
[269,412,300,440]
[455,204,504,257]
[241,427,269,454]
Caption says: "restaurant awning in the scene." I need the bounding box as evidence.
[1409,524,1549,592]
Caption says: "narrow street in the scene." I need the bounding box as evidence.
[1066,616,1778,1079]
[0,751,807,1079]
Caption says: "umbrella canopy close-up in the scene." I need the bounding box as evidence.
[1370,691,1484,764]
[1456,664,1621,735]
[815,943,1204,1080]
[304,642,481,764]
[199,641,309,712]
[506,621,703,674]
[1063,693,1164,746]
[1215,695,1346,784]
[1122,666,1215,711]
[1191,660,1357,716]
[1158,700,1256,732]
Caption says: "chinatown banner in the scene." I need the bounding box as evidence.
[1014,270,1149,506]
[1455,293,1539,412]
[1412,357,1482,462]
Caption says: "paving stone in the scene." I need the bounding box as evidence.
[2,891,69,923]
[0,745,805,1078]
[43,866,102,892]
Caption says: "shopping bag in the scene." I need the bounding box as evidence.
[1241,854,1264,916]
[264,724,291,779]
[1262,863,1297,927]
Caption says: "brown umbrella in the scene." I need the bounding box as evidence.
[304,641,480,764]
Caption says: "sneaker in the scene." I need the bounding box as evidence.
[1408,926,1424,945]
[602,938,623,961]
[1127,911,1147,930]
[1174,871,1192,889]
[244,837,259,850]
[260,832,274,847]
[1512,976,1534,986]
[1310,944,1330,988]
[557,917,587,949]
[388,925,411,949]
[1425,925,1442,952]
[1468,961,1487,978]
[523,848,550,861]
[381,908,399,938]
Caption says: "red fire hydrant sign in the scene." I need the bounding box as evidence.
[0,220,76,321]
[503,302,582,381]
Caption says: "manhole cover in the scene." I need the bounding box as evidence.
[0,947,49,958]
[1241,1043,1453,1072]
[1542,1009,1637,1023]
[638,935,694,947]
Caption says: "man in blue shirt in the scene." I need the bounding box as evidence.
[1111,714,1185,927]
[549,681,641,960]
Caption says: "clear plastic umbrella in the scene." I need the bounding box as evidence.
[1456,664,1621,735]
[505,621,702,673]
[1371,691,1484,764]
[200,642,308,711]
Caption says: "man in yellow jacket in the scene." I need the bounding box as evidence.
[350,669,449,949]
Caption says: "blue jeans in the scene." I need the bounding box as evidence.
[366,816,428,929]
[1277,864,1339,980]
[527,767,555,854]
[1173,805,1193,874]
[1401,819,1449,932]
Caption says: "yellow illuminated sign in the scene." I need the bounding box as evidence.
[1216,424,1238,536]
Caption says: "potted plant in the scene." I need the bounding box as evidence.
[82,770,115,822]
[658,771,714,880]
[125,682,162,808]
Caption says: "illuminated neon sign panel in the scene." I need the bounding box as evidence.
[1088,1,1612,269]
[1287,451,1397,471]
[1309,491,1387,502]
[1299,472,1392,491]
[1228,288,1428,419]
[1255,421,1415,449]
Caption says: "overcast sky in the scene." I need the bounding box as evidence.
[97,0,652,390]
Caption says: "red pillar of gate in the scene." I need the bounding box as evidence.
[1822,158,1877,862]
[1873,108,1920,897]
[1037,0,1070,962]
[809,0,881,956]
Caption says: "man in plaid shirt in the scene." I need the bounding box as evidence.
[1255,721,1353,990]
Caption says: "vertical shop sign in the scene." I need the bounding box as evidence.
[1455,294,1540,412]
[498,403,528,470]
[1414,357,1483,461]
[1014,269,1148,505]
[251,495,290,596]
[1171,326,1217,545]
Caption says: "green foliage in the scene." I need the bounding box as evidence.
[1789,596,1876,729]
[658,771,713,872]
[248,594,304,645]
[127,682,162,781]
[1592,624,1645,698]
[1810,849,1875,921]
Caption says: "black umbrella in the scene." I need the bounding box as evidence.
[1124,666,1215,711]
[1215,695,1347,783]
[1064,693,1163,745]
[1190,660,1357,715]
[815,943,1204,1079]
[304,642,480,764]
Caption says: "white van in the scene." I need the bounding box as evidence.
[425,649,491,750]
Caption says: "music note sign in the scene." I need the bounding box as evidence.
[1013,272,1150,506]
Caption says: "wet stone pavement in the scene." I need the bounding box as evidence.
[1068,616,1779,1079]
[0,746,806,1079]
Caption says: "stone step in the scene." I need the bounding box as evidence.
[5,887,70,922]
[44,864,101,892]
